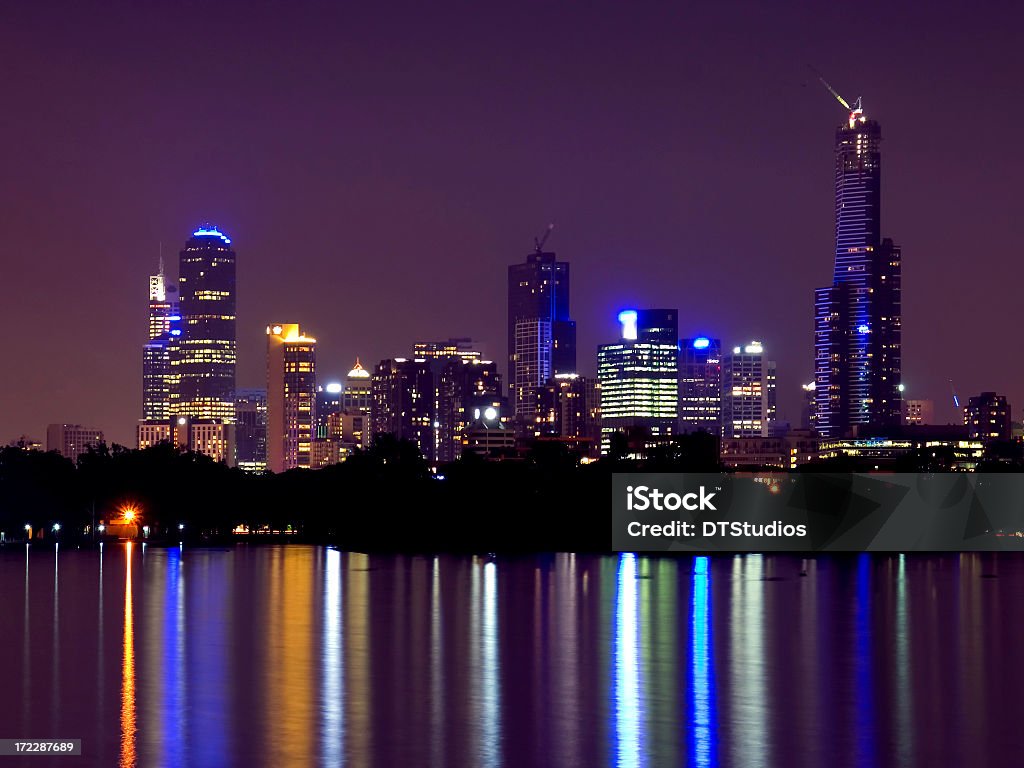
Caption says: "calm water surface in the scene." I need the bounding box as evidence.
[0,544,1021,767]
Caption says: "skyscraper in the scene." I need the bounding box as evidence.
[679,336,722,435]
[371,358,435,460]
[266,324,317,472]
[722,341,777,438]
[435,357,503,463]
[508,239,575,423]
[597,309,679,454]
[343,360,373,417]
[814,97,902,438]
[141,258,179,422]
[175,226,237,423]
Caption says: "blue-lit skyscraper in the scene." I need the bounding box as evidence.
[598,309,679,454]
[679,336,722,435]
[508,240,576,424]
[814,100,901,437]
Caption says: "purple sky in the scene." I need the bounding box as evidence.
[2,1,1021,446]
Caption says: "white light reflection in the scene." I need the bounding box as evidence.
[476,561,500,767]
[321,549,344,765]
[729,555,765,767]
[430,557,444,767]
[691,556,715,767]
[614,553,642,768]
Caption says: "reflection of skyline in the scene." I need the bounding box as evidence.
[9,547,1023,767]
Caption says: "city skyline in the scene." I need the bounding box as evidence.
[3,2,1023,446]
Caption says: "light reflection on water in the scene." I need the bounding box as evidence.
[1,546,1022,767]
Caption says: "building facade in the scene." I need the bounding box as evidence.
[537,373,601,456]
[902,398,935,426]
[814,102,902,438]
[46,424,104,462]
[141,258,179,422]
[175,226,237,423]
[965,392,1011,442]
[597,309,679,455]
[371,358,435,460]
[679,336,722,435]
[342,360,373,417]
[266,324,317,472]
[235,388,268,472]
[435,357,504,463]
[508,244,575,423]
[721,342,777,438]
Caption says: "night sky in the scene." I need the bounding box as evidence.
[2,1,1021,446]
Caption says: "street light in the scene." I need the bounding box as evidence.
[52,523,61,533]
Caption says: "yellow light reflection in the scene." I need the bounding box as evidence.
[121,542,137,768]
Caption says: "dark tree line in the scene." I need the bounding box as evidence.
[0,431,723,552]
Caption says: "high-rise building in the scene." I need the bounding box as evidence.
[597,309,679,454]
[266,324,317,472]
[435,357,504,463]
[235,389,268,472]
[343,360,373,417]
[141,259,180,422]
[508,242,575,422]
[371,358,435,460]
[46,424,104,462]
[813,98,901,438]
[537,373,602,456]
[175,226,237,423]
[679,336,722,435]
[722,342,777,438]
[316,382,343,439]
[965,392,1011,442]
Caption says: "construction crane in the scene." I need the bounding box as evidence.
[533,223,555,254]
[808,66,864,122]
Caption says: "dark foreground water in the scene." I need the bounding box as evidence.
[0,545,1021,767]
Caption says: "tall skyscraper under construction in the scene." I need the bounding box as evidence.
[813,88,901,438]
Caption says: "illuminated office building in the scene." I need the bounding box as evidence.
[46,423,104,462]
[343,360,373,417]
[508,243,576,422]
[371,358,435,460]
[722,341,777,438]
[597,309,679,454]
[965,392,1011,442]
[435,357,504,463]
[235,388,268,472]
[679,336,722,435]
[902,398,934,426]
[267,324,317,472]
[316,382,343,439]
[537,373,602,456]
[175,226,237,422]
[141,258,180,422]
[813,98,901,437]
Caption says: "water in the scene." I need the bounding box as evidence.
[0,544,1021,767]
